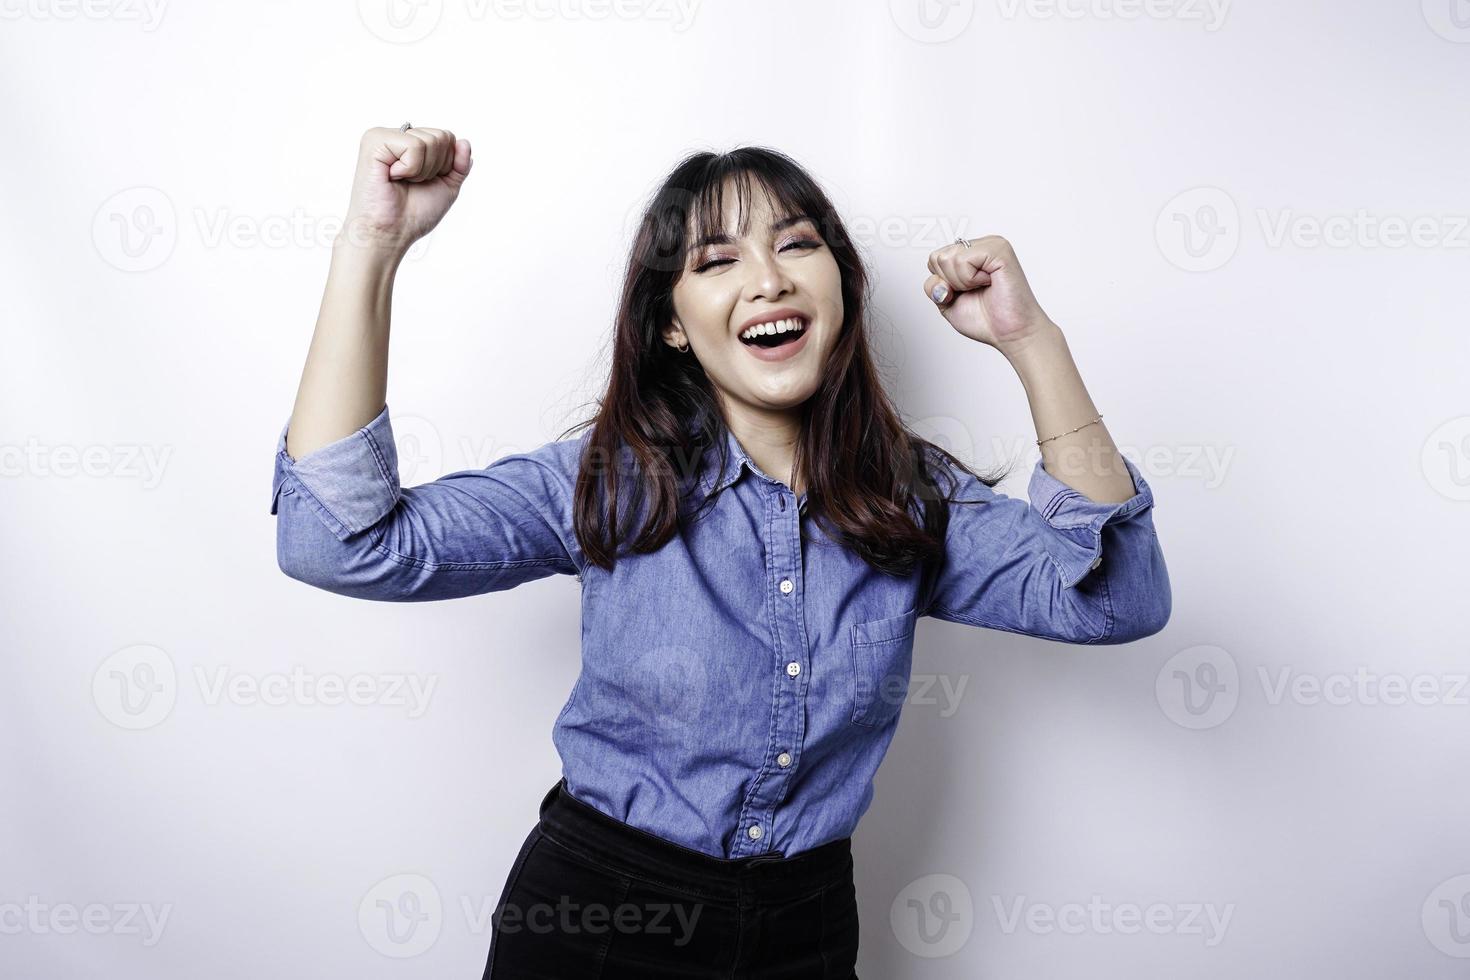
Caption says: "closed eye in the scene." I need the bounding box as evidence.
[695,239,823,274]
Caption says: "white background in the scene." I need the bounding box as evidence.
[3,0,1469,976]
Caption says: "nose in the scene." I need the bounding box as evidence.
[743,245,794,303]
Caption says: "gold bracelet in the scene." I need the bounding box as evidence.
[1036,413,1102,447]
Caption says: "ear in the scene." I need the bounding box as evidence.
[661,318,688,350]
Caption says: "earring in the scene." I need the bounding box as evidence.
[676,337,690,353]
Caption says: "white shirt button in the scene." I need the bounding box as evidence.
[779,579,793,594]
[777,751,791,767]
[747,824,763,840]
[786,661,801,677]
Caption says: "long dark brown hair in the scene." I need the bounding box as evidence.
[557,146,1011,582]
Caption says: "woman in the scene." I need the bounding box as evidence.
[270,126,1171,978]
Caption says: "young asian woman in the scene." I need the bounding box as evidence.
[271,131,1171,979]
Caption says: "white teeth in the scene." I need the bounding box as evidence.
[740,317,806,341]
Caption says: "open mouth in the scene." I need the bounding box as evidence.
[738,316,809,349]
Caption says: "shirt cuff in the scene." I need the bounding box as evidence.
[270,404,401,541]
[1027,453,1155,589]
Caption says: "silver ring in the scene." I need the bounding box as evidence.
[955,236,971,248]
[399,122,413,132]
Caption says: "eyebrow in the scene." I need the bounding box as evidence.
[689,213,816,253]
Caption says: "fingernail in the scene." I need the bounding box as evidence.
[931,284,948,304]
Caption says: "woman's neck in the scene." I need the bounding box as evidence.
[718,399,804,496]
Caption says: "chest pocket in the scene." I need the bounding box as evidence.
[848,606,919,728]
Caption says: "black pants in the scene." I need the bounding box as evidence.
[481,778,861,979]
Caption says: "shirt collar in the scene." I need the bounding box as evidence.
[697,418,752,497]
[691,411,807,512]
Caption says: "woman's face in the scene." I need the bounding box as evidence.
[665,178,844,417]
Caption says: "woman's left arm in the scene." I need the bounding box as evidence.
[921,235,1172,644]
[925,234,1131,502]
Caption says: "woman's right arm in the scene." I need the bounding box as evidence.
[272,127,586,601]
[271,411,587,601]
[286,125,470,458]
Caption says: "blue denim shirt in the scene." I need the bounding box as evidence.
[270,405,1170,859]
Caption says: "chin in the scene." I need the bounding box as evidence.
[747,381,819,409]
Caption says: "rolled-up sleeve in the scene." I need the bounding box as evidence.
[270,404,586,601]
[921,453,1171,644]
